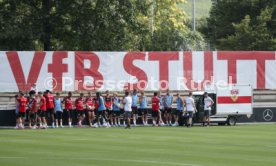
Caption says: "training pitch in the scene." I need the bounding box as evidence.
[0,125,275,166]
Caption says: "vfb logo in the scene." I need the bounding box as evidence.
[230,89,239,102]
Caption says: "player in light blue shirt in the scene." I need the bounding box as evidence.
[164,89,173,126]
[14,94,19,129]
[96,92,109,127]
[139,91,148,126]
[54,93,63,128]
[173,93,184,126]
[112,93,121,127]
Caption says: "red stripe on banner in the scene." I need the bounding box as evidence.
[218,96,252,104]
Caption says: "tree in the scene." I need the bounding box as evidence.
[0,0,81,50]
[0,0,204,51]
[202,0,276,50]
[219,8,276,50]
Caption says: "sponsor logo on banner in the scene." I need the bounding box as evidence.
[263,109,273,121]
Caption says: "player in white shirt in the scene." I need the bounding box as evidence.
[185,92,197,128]
[30,83,38,94]
[123,91,132,129]
[203,92,214,127]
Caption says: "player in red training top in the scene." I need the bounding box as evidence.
[29,90,38,129]
[45,90,55,128]
[17,91,27,129]
[75,93,85,127]
[104,90,112,127]
[151,92,160,126]
[63,92,73,127]
[38,92,47,128]
[86,91,95,127]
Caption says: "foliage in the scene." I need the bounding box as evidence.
[202,0,276,50]
[0,0,206,51]
[219,8,276,50]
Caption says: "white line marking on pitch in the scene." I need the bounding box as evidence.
[0,157,25,159]
[60,157,201,166]
[0,156,201,166]
[266,145,276,148]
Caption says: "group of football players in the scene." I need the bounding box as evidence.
[14,89,214,129]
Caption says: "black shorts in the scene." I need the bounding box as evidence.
[37,109,41,115]
[15,113,19,119]
[124,111,132,119]
[86,109,94,113]
[178,110,184,116]
[86,109,95,115]
[106,109,113,115]
[29,112,37,119]
[18,112,26,118]
[77,110,85,117]
[56,111,63,119]
[152,111,158,118]
[64,109,73,119]
[139,109,148,115]
[187,111,194,118]
[165,107,172,114]
[47,108,55,114]
[204,110,210,117]
[40,111,46,117]
[113,111,121,117]
[97,110,105,117]
[172,109,181,115]
[131,106,138,114]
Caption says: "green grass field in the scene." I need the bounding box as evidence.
[0,125,276,166]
